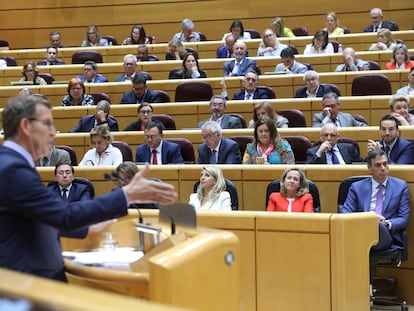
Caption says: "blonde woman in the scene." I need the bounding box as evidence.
[81,25,108,47]
[324,12,344,36]
[369,28,396,51]
[189,166,231,211]
[271,17,295,37]
[257,29,288,57]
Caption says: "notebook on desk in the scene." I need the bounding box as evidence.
[11,81,34,86]
[264,71,286,75]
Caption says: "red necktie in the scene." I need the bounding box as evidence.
[152,150,158,165]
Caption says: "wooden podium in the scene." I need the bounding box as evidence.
[61,217,240,311]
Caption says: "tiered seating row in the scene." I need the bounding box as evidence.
[0,70,410,106]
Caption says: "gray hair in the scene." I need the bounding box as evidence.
[209,95,227,108]
[201,121,222,136]
[181,18,194,30]
[123,54,137,63]
[303,70,319,82]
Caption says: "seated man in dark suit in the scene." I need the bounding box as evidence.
[137,44,159,61]
[294,70,334,98]
[114,54,138,82]
[216,34,235,58]
[306,123,363,164]
[363,8,398,32]
[135,121,183,164]
[197,121,242,164]
[37,46,65,66]
[76,61,108,83]
[367,114,414,164]
[312,92,368,128]
[223,41,257,77]
[69,100,119,133]
[198,95,243,129]
[222,71,274,100]
[342,149,410,251]
[120,72,163,104]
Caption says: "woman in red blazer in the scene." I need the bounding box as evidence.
[267,167,314,213]
[386,44,414,70]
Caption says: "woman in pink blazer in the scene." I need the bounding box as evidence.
[267,167,314,213]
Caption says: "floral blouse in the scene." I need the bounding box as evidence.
[243,140,295,164]
[60,94,95,106]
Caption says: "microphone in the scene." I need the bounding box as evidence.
[111,171,129,184]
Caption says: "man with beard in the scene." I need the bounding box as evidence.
[223,41,258,76]
[198,95,243,129]
[367,114,414,164]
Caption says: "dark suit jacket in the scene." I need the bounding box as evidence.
[197,137,242,164]
[306,143,363,164]
[135,140,183,164]
[69,115,119,133]
[168,68,207,79]
[363,21,398,32]
[232,87,272,100]
[120,89,162,104]
[223,58,257,76]
[342,176,410,247]
[37,59,65,65]
[216,46,231,58]
[0,145,128,281]
[77,74,108,83]
[381,137,414,164]
[294,84,334,98]
[198,114,243,129]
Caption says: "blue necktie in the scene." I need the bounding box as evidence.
[375,184,384,215]
[330,151,340,164]
[210,150,217,164]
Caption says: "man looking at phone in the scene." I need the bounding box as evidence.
[312,92,368,127]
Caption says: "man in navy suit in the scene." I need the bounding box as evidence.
[114,54,137,82]
[120,72,164,104]
[0,95,176,281]
[312,92,367,128]
[135,121,183,164]
[70,100,118,133]
[342,149,410,250]
[367,114,414,164]
[223,41,257,77]
[76,61,108,83]
[294,70,335,98]
[228,71,275,100]
[197,121,241,164]
[37,46,65,66]
[198,95,243,129]
[306,123,363,164]
[363,8,398,32]
[216,34,235,58]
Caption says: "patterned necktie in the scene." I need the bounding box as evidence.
[384,146,390,159]
[62,188,68,201]
[330,151,340,164]
[152,150,158,165]
[375,184,384,215]
[245,93,252,100]
[210,150,217,164]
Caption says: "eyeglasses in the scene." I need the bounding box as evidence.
[83,68,93,72]
[29,118,55,129]
[201,132,217,140]
[264,33,274,38]
[144,134,159,140]
[322,133,337,138]
[139,110,152,115]
[305,77,318,83]
[25,70,34,73]
[87,32,96,35]
[70,87,83,91]
[125,63,136,66]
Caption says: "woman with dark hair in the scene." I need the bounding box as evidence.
[168,52,207,79]
[60,78,94,106]
[267,167,314,213]
[123,103,154,131]
[222,20,251,41]
[304,30,334,55]
[386,44,414,70]
[19,61,46,85]
[81,25,108,47]
[248,101,288,128]
[122,25,151,45]
[243,116,294,164]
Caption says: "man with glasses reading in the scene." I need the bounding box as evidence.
[294,70,335,98]
[306,123,362,164]
[312,92,368,128]
[135,121,183,164]
[37,46,65,66]
[120,72,163,104]
[197,121,241,164]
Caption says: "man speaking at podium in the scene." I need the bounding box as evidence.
[0,95,177,282]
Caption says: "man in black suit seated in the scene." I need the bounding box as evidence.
[69,100,119,133]
[197,121,242,164]
[294,70,334,98]
[222,71,274,100]
[37,46,65,66]
[119,72,163,104]
[223,41,257,77]
[198,95,243,129]
[363,8,398,32]
[137,45,158,62]
[306,123,363,164]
